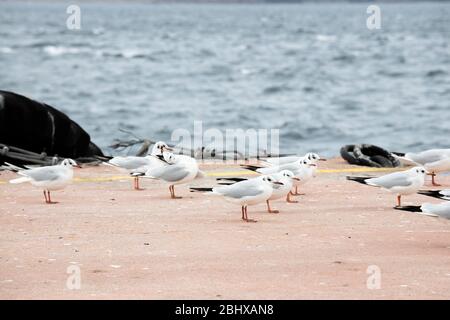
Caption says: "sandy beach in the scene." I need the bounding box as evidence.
[1,158,449,300]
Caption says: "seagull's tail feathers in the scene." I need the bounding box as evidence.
[130,172,145,177]
[395,205,439,217]
[394,206,423,213]
[1,162,23,172]
[102,161,118,168]
[190,187,213,193]
[241,165,263,172]
[346,176,369,185]
[216,177,247,183]
[418,190,445,200]
[10,176,31,184]
[195,170,207,179]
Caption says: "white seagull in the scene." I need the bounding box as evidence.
[139,152,204,199]
[9,159,80,204]
[395,148,450,186]
[242,157,317,195]
[347,166,427,207]
[395,202,450,219]
[190,175,282,222]
[418,189,450,201]
[264,152,325,166]
[106,141,172,190]
[217,170,300,213]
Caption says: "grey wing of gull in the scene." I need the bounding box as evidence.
[110,157,150,170]
[409,149,450,164]
[266,156,300,165]
[147,164,190,182]
[214,180,263,199]
[21,167,61,182]
[367,172,412,189]
[279,163,300,172]
[422,203,450,219]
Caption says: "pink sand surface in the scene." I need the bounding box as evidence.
[1,159,449,299]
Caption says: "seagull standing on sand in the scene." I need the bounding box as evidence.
[418,189,450,201]
[217,170,300,213]
[9,159,80,204]
[395,149,450,186]
[138,152,204,199]
[190,175,282,222]
[395,202,450,219]
[264,152,325,167]
[242,157,317,195]
[106,141,172,190]
[347,166,427,207]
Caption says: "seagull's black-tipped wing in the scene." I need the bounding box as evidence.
[346,176,369,185]
[394,206,423,213]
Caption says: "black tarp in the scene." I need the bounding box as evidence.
[0,90,103,163]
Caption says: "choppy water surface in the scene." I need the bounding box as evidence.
[1,2,449,156]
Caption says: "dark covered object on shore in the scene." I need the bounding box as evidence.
[0,90,103,164]
[340,144,401,168]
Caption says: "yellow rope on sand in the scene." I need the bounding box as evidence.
[0,167,400,184]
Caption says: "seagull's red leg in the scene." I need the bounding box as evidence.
[266,200,279,214]
[43,190,49,203]
[244,206,257,223]
[396,195,401,207]
[134,177,144,190]
[47,191,58,204]
[241,206,245,221]
[431,173,441,187]
[170,185,182,199]
[286,192,298,203]
[292,185,305,196]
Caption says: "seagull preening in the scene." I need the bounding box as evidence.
[136,152,205,199]
[106,141,172,190]
[191,175,283,222]
[395,148,450,186]
[347,166,427,207]
[395,202,450,219]
[418,189,450,201]
[242,157,317,195]
[217,170,300,214]
[8,159,80,204]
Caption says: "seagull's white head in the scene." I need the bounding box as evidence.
[411,166,428,176]
[151,141,172,156]
[61,159,81,168]
[279,170,300,181]
[299,158,316,168]
[305,152,325,163]
[261,175,284,188]
[162,152,177,164]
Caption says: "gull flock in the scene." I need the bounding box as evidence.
[2,143,450,223]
